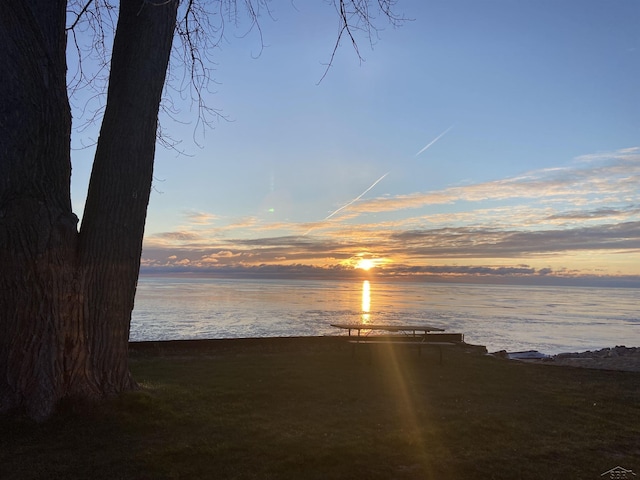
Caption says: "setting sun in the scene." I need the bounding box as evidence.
[356,259,374,271]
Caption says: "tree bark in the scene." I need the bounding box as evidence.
[78,0,179,395]
[0,0,178,420]
[0,0,76,420]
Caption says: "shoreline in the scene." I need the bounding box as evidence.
[492,345,640,372]
[129,336,640,372]
[545,345,640,372]
[128,336,348,355]
[129,336,487,356]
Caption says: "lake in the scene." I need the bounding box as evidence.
[131,276,639,355]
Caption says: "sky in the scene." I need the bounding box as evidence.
[70,0,640,286]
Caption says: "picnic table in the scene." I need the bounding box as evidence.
[330,323,460,364]
[331,323,445,337]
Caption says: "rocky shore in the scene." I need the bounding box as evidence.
[495,346,640,372]
[547,346,640,372]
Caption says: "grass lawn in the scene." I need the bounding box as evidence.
[1,338,639,479]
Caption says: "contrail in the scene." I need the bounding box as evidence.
[302,171,390,236]
[414,125,454,157]
[323,171,390,221]
[303,126,453,235]
[326,125,453,220]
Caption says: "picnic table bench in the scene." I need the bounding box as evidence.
[330,323,464,364]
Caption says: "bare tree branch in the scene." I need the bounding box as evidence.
[318,0,408,83]
[67,0,96,31]
[66,0,406,149]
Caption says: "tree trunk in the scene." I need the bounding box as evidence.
[78,0,178,394]
[0,0,178,420]
[0,0,76,420]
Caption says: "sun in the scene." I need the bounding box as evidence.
[356,258,375,271]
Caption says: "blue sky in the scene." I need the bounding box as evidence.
[70,0,640,285]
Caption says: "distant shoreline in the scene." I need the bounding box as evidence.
[138,270,640,289]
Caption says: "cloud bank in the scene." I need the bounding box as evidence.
[141,148,640,286]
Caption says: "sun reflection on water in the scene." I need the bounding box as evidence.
[361,280,371,323]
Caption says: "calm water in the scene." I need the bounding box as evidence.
[130,276,639,355]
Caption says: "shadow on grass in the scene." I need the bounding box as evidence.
[1,341,639,479]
